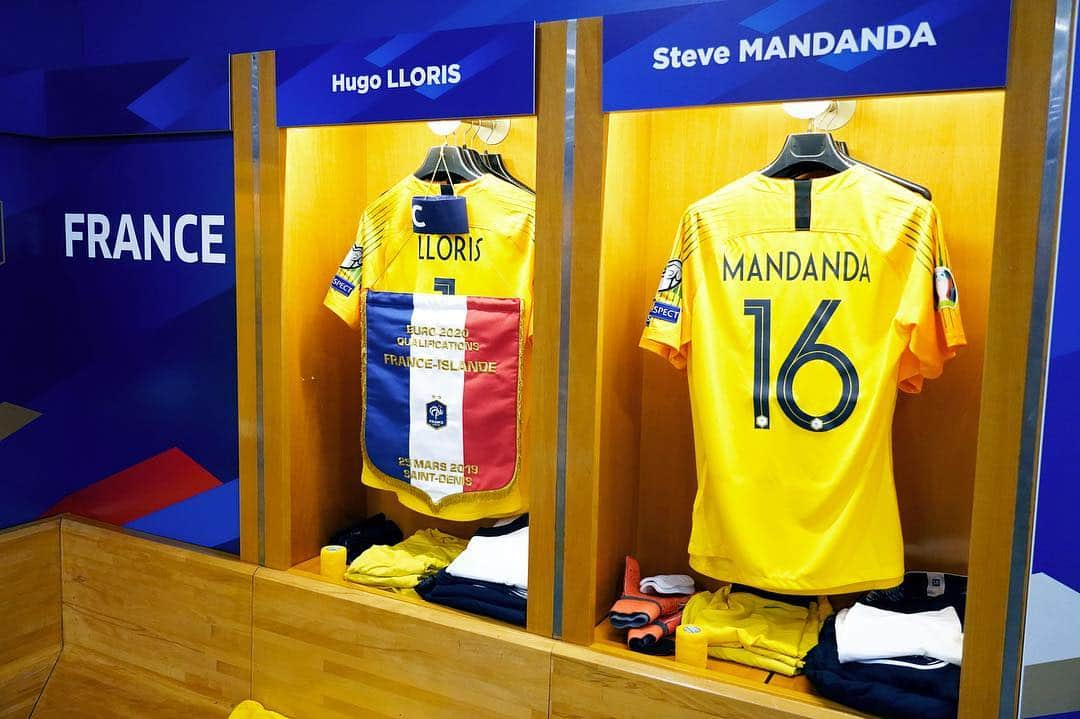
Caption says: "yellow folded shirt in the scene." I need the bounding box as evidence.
[345,529,467,589]
[682,587,831,676]
[709,646,802,675]
[229,700,291,719]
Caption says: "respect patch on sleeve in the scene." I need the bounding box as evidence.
[648,301,681,323]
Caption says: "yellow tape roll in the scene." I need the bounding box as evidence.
[675,624,709,669]
[320,545,347,579]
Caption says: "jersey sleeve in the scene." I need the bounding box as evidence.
[323,219,367,329]
[639,215,694,369]
[896,205,967,393]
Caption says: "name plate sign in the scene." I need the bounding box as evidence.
[603,0,1012,112]
[277,22,535,127]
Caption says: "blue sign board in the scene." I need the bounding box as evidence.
[276,22,536,127]
[603,0,1012,111]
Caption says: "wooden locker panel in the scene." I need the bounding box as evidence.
[0,520,61,719]
[252,568,552,719]
[53,519,255,715]
[550,642,869,719]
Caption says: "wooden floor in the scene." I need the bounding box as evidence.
[0,517,868,719]
[33,646,229,719]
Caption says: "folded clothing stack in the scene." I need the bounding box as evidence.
[608,556,694,656]
[330,513,404,563]
[804,571,967,719]
[417,515,529,625]
[417,569,528,625]
[681,586,830,676]
[344,529,466,590]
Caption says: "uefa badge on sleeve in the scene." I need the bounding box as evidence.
[934,267,958,309]
[340,242,363,271]
[426,399,447,429]
[658,259,683,292]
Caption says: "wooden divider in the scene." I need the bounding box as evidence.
[0,519,61,719]
[251,568,553,719]
[231,50,261,565]
[962,0,1062,715]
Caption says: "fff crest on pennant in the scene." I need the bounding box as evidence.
[426,399,447,429]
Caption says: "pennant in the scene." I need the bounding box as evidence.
[363,291,522,506]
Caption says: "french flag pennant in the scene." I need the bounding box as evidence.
[363,291,522,506]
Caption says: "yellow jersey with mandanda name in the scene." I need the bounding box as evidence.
[325,173,535,521]
[640,165,965,595]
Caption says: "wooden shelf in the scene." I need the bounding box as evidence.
[591,621,874,718]
[289,555,527,631]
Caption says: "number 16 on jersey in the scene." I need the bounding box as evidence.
[744,299,860,433]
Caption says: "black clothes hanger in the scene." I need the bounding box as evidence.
[459,144,489,176]
[462,139,532,191]
[764,133,933,199]
[472,150,530,193]
[761,132,854,179]
[414,144,483,184]
[453,124,498,180]
[459,121,534,192]
[478,151,520,188]
[472,148,498,174]
[856,161,931,199]
[489,152,534,193]
[837,142,933,200]
[463,143,533,193]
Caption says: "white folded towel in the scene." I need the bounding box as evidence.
[835,603,963,666]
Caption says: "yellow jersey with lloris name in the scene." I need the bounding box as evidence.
[325,174,535,521]
[640,165,965,595]
[325,174,535,331]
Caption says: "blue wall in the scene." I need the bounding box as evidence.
[10,0,708,69]
[0,132,240,551]
[1020,18,1080,717]
[0,1,81,70]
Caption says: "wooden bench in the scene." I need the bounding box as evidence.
[0,517,860,719]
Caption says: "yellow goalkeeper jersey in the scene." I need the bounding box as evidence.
[640,166,965,594]
[325,174,535,521]
[325,174,535,331]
